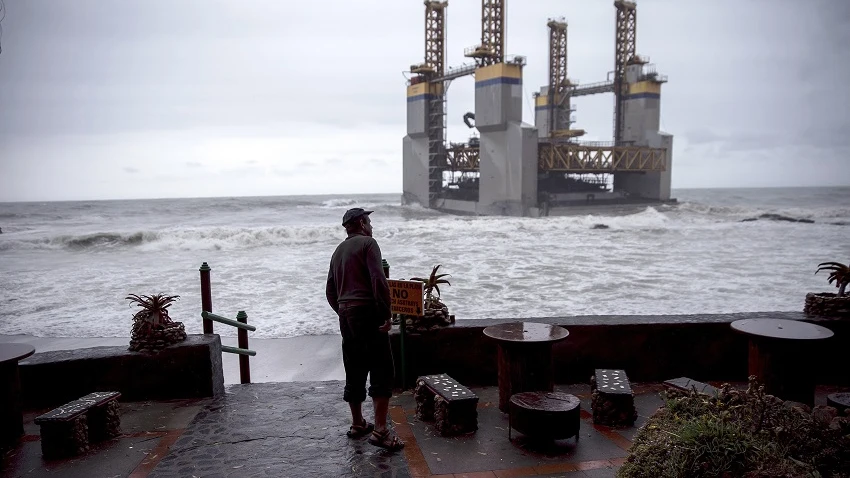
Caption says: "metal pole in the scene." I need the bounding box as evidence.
[237,311,251,384]
[383,259,407,390]
[199,262,213,334]
[400,315,408,390]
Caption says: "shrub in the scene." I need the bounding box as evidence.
[619,377,850,478]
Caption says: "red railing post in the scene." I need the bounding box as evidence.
[199,262,214,334]
[236,311,251,384]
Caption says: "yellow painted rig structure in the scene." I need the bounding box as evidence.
[402,0,673,216]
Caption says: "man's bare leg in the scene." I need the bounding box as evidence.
[373,397,389,431]
[349,402,364,426]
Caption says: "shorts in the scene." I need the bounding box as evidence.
[338,303,395,403]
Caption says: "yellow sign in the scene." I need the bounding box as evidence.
[388,280,425,316]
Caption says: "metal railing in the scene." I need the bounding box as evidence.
[570,80,615,97]
[433,62,477,83]
[199,262,257,384]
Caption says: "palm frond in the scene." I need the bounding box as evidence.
[816,262,848,274]
[409,265,453,300]
[814,261,849,294]
[126,294,180,324]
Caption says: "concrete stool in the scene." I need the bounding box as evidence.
[414,374,478,436]
[34,391,121,459]
[827,393,850,416]
[508,391,580,442]
[591,369,637,427]
[663,377,719,397]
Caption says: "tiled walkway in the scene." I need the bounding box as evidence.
[4,382,846,477]
[390,384,664,478]
[142,382,657,478]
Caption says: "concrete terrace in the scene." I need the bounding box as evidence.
[4,381,848,478]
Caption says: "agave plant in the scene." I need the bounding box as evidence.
[411,264,451,303]
[815,261,849,297]
[405,265,454,331]
[126,293,180,335]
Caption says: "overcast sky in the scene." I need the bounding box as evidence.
[0,0,848,201]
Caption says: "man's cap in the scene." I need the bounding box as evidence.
[342,208,373,226]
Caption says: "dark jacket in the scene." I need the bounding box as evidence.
[325,233,392,321]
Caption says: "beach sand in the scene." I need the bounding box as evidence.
[0,333,345,385]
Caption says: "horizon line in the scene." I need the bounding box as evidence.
[1,184,848,204]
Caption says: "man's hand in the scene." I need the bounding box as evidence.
[378,319,392,333]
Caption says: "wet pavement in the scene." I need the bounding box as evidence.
[1,398,210,478]
[148,382,409,478]
[2,381,847,477]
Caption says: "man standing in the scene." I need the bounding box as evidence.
[326,207,405,451]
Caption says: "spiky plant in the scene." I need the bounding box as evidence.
[815,261,849,297]
[410,264,451,306]
[126,293,180,336]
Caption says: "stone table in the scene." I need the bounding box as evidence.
[731,318,833,406]
[0,343,35,448]
[483,322,569,412]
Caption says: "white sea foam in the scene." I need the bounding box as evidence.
[1,188,848,339]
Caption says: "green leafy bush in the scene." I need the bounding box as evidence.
[619,377,850,478]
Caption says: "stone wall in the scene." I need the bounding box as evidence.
[20,334,225,408]
[389,312,850,388]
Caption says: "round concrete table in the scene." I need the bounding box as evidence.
[0,343,36,447]
[483,322,569,412]
[730,319,833,406]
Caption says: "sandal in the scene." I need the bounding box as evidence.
[368,428,405,451]
[347,419,374,438]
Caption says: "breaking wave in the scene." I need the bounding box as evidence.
[321,198,358,208]
[3,201,846,256]
[674,201,850,221]
[0,226,341,252]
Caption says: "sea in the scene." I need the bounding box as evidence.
[1,187,848,339]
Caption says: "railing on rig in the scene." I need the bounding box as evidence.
[199,262,257,384]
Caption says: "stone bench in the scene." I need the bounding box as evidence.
[591,369,637,428]
[34,391,121,459]
[663,377,720,397]
[414,374,478,436]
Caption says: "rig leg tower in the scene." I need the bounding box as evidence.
[403,1,448,209]
[467,0,538,216]
[612,0,673,200]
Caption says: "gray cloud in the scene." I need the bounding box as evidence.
[1,0,849,200]
[123,167,139,174]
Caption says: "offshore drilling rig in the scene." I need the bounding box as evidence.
[402,0,673,216]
